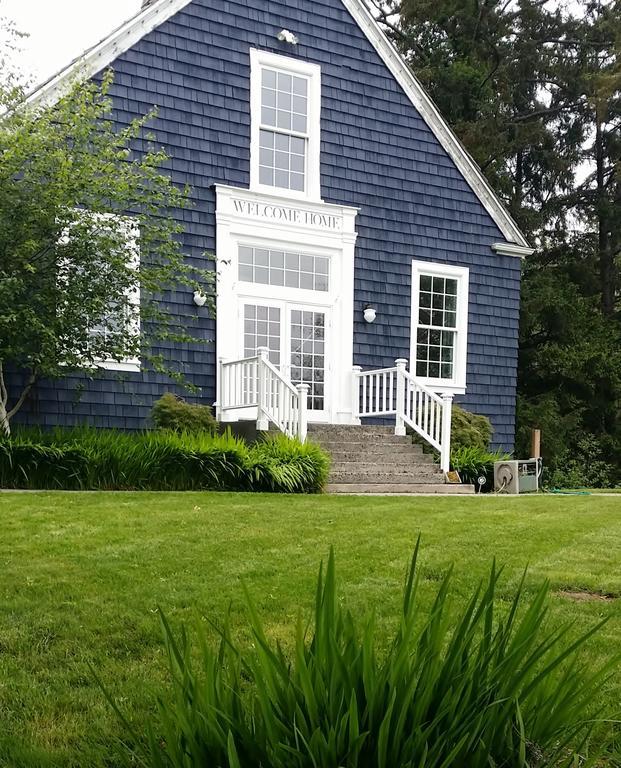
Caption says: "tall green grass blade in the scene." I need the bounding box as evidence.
[104,545,618,768]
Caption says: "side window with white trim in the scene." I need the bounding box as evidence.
[59,212,141,371]
[411,262,469,391]
[250,50,321,199]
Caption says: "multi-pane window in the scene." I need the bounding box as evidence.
[290,310,325,411]
[243,304,281,366]
[238,245,329,291]
[59,212,140,370]
[415,275,458,380]
[87,297,139,347]
[251,50,320,197]
[259,68,309,192]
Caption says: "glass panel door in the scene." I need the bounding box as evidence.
[243,303,282,365]
[240,300,329,419]
[289,308,327,415]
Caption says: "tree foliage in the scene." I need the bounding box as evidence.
[369,0,621,484]
[0,67,214,434]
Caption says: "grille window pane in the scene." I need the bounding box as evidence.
[238,246,329,292]
[415,273,459,380]
[290,310,326,411]
[259,67,309,192]
[243,304,280,366]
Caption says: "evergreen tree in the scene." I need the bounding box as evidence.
[369,0,621,484]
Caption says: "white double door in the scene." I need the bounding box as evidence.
[240,297,330,420]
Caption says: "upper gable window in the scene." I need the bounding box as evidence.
[250,50,321,200]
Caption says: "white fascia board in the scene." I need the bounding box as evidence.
[340,0,531,250]
[25,0,531,253]
[24,0,195,109]
[492,242,535,259]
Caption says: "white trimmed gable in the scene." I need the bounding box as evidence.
[24,0,532,252]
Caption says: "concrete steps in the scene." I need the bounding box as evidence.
[308,424,474,495]
[327,483,475,495]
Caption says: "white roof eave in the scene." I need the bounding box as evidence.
[24,0,531,251]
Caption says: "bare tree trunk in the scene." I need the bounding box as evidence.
[595,117,616,316]
[0,361,37,437]
[0,362,9,437]
[0,403,9,437]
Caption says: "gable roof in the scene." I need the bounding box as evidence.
[25,0,532,252]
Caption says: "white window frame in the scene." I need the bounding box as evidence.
[59,212,141,372]
[410,260,469,394]
[249,49,322,201]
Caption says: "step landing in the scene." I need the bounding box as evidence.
[308,424,474,495]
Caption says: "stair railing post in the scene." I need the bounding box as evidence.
[351,365,362,424]
[394,358,408,436]
[256,347,269,432]
[440,393,453,473]
[296,383,310,442]
[215,357,225,421]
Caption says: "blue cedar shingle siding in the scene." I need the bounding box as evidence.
[11,0,521,451]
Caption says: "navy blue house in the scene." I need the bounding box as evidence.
[19,0,532,454]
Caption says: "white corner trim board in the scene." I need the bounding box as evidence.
[25,0,531,251]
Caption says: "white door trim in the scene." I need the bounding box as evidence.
[215,184,358,424]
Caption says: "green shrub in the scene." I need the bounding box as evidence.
[248,433,330,493]
[108,544,615,768]
[543,435,619,490]
[451,445,510,491]
[451,404,493,450]
[0,428,328,493]
[151,392,218,434]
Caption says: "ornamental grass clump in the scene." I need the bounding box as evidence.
[0,428,328,493]
[110,542,616,768]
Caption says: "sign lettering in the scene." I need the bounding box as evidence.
[232,198,342,231]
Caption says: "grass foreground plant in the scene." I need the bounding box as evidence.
[108,541,617,768]
[0,428,329,493]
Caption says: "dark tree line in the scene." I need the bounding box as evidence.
[370,0,621,485]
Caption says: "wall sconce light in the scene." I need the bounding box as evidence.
[193,290,207,307]
[277,29,299,45]
[363,304,377,323]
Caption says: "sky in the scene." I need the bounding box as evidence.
[0,0,142,87]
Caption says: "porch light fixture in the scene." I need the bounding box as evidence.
[277,29,299,45]
[363,304,377,323]
[193,290,207,307]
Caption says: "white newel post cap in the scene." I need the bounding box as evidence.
[257,346,269,359]
[296,383,310,393]
[395,358,408,368]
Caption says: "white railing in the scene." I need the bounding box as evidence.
[219,347,309,442]
[353,358,453,473]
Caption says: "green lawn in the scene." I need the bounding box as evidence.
[1,491,620,767]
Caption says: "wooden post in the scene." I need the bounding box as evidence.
[531,428,541,459]
[215,357,225,421]
[394,358,408,436]
[256,347,269,431]
[351,365,362,424]
[296,383,310,442]
[440,393,453,473]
